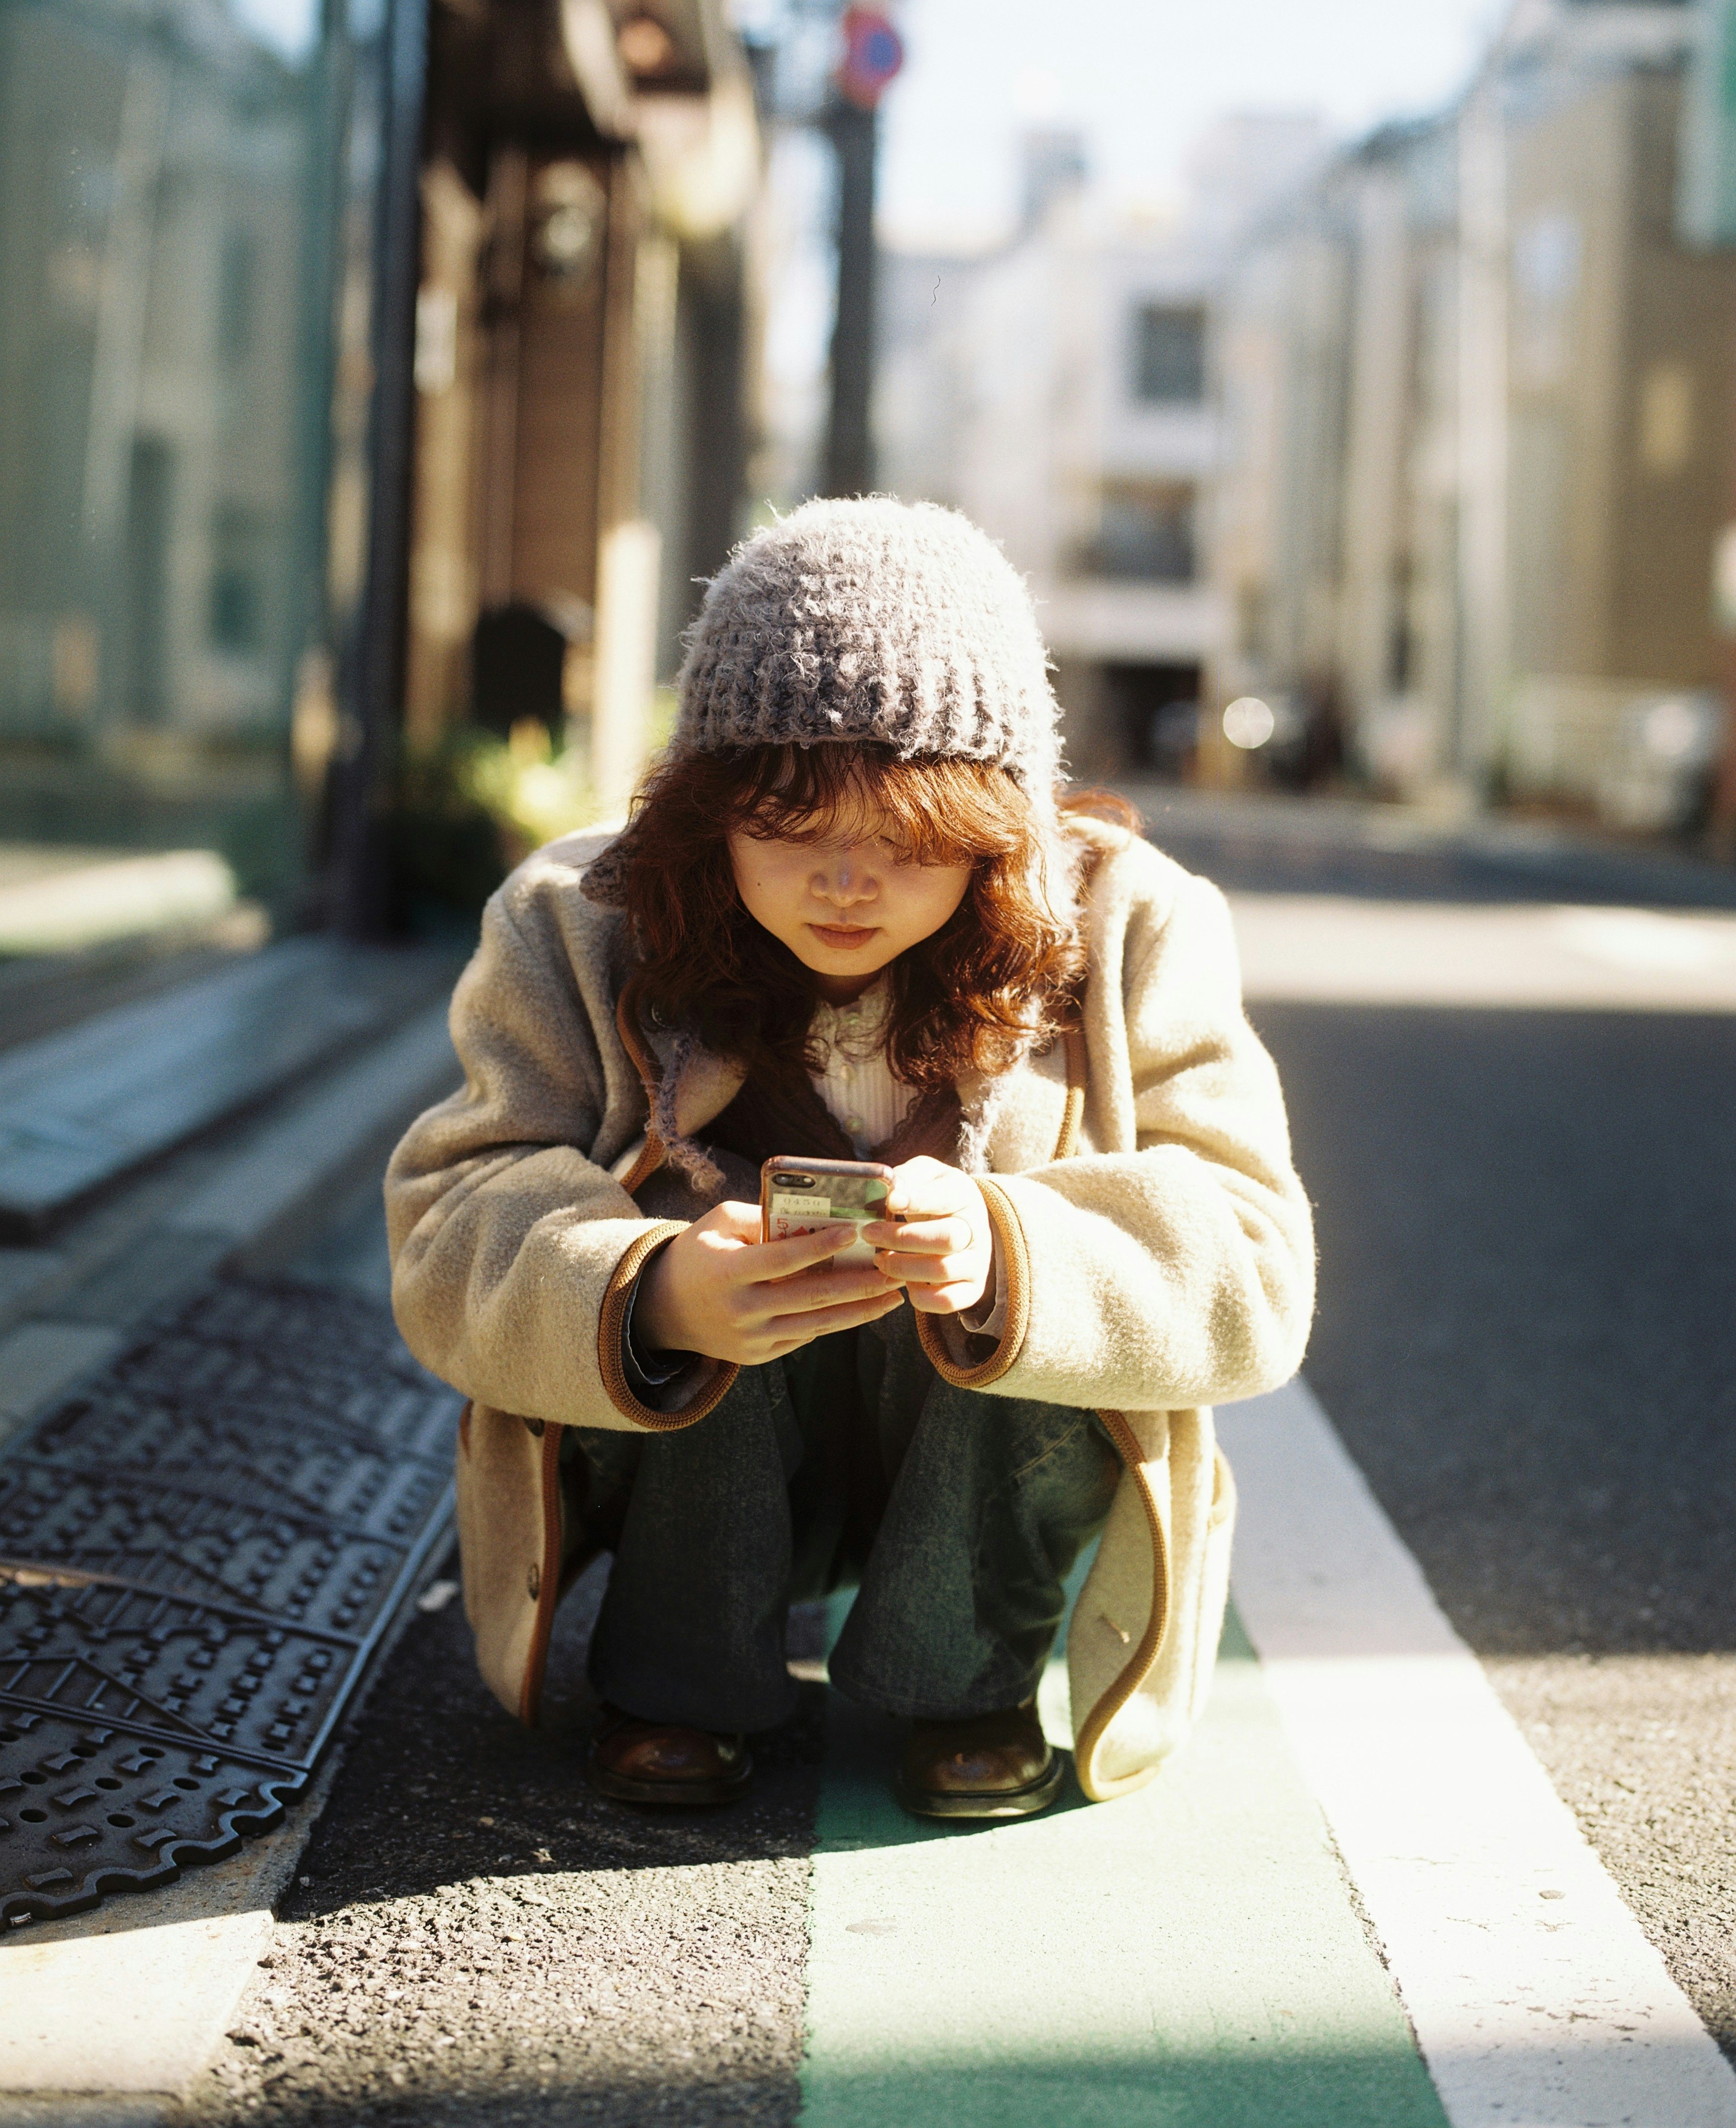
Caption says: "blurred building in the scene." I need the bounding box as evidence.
[0,0,762,935]
[879,118,1324,779]
[1211,0,1736,827]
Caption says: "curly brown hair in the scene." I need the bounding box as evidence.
[612,743,1139,1091]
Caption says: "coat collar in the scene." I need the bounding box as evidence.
[613,980,1027,1179]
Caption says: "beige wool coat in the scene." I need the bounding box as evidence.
[384,813,1315,1801]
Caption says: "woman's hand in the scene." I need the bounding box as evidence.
[863,1156,992,1316]
[635,1200,905,1366]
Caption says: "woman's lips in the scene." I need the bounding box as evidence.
[809,922,877,950]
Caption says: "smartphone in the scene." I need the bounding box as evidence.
[760,1156,895,1269]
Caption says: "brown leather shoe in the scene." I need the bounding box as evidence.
[587,1704,753,1807]
[898,1699,1063,1819]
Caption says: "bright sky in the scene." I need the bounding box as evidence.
[229,0,319,61]
[875,0,1509,249]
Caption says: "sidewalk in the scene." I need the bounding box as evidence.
[0,934,467,2120]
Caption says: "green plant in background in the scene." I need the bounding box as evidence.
[461,717,601,863]
[394,708,692,922]
[396,718,602,920]
[647,684,679,757]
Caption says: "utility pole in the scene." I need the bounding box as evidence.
[820,7,901,498]
[822,98,877,495]
[330,0,429,937]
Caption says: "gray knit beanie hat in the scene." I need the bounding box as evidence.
[671,497,1063,798]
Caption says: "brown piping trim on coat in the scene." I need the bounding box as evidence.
[914,1176,1029,1389]
[613,980,669,1194]
[615,975,660,1093]
[597,1222,741,1431]
[1071,1407,1172,1800]
[1053,1021,1088,1163]
[615,1134,666,1195]
[518,1419,566,1727]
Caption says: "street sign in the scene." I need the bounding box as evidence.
[835,5,902,109]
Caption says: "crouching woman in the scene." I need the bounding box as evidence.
[385,498,1314,1819]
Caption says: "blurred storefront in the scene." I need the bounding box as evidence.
[0,0,761,958]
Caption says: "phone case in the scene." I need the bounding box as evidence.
[760,1157,894,1267]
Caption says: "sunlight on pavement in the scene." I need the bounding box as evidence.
[1221,1382,1736,2128]
[799,1383,1736,2128]
[0,847,244,955]
[1231,896,1736,1010]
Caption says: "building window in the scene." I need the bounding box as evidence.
[209,507,269,652]
[219,230,256,365]
[1077,480,1197,583]
[1130,303,1205,404]
[126,438,175,723]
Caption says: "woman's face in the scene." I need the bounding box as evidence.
[727,799,972,1003]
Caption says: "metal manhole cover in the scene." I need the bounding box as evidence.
[0,1277,458,1925]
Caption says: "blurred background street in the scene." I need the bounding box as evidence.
[5,0,1736,2120]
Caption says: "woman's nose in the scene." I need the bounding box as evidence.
[814,856,875,905]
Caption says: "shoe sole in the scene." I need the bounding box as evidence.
[587,1755,754,1809]
[896,1755,1066,1821]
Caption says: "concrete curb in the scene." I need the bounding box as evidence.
[167,1003,458,1267]
[0,1002,457,1432]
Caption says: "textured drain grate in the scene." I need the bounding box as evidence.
[0,1278,458,1925]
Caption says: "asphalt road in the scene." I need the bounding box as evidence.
[1144,786,1736,2057]
[172,790,1736,2121]
[1251,995,1736,2053]
[175,1564,829,2127]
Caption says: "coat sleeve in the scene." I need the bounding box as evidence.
[384,885,734,1430]
[929,869,1315,1413]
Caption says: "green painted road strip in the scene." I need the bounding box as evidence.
[801,1600,1448,2128]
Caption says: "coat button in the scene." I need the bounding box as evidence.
[526,1563,541,1600]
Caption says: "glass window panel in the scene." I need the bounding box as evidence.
[0,0,358,925]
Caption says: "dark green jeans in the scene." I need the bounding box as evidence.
[567,1308,1118,1733]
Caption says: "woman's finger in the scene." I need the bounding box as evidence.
[883,1156,967,1217]
[874,1250,977,1287]
[861,1214,974,1254]
[760,1288,905,1344]
[742,1261,899,1320]
[750,1222,865,1280]
[881,1187,971,1222]
[902,1279,987,1316]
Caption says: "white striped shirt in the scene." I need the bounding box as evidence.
[809,977,912,1155]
